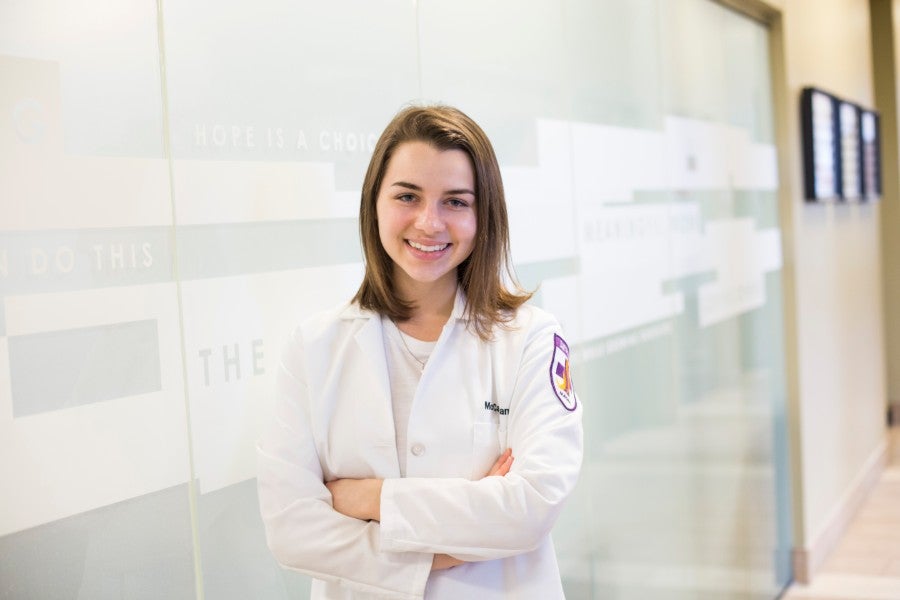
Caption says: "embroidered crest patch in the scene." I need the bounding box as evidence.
[549,334,576,411]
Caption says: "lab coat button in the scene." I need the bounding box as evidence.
[410,443,425,457]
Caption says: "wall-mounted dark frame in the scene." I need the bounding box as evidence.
[860,109,882,200]
[838,101,862,200]
[801,87,840,201]
[801,86,881,202]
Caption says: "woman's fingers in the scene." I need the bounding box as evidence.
[485,448,514,477]
[497,451,514,476]
[431,554,466,571]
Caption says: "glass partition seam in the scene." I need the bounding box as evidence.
[414,0,424,99]
[155,0,205,598]
[654,0,668,126]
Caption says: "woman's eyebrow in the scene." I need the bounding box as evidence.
[390,181,475,196]
[446,188,476,196]
[390,181,422,191]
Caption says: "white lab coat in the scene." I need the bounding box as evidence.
[257,291,583,599]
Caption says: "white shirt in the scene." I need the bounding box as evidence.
[382,317,436,477]
[257,290,583,599]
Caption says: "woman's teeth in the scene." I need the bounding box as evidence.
[408,241,449,252]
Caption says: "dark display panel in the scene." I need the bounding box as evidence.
[801,87,881,202]
[861,110,882,200]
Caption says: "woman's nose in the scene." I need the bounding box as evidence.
[415,202,445,233]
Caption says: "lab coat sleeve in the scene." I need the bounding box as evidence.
[257,327,433,599]
[379,314,584,561]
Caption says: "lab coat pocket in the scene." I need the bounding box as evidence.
[471,421,502,480]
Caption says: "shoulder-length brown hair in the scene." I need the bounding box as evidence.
[352,104,531,340]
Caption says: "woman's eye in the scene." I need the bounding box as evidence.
[397,193,416,203]
[447,198,470,208]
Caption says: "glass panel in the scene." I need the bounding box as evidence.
[2,0,792,598]
[0,0,197,597]
[559,0,791,597]
[418,0,570,166]
[565,0,664,129]
[418,0,577,281]
[160,1,419,597]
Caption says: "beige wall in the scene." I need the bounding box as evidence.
[746,0,890,580]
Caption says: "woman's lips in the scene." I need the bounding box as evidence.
[405,239,451,259]
[407,240,449,252]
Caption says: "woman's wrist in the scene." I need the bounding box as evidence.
[325,477,384,521]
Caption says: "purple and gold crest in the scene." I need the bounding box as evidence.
[549,334,576,411]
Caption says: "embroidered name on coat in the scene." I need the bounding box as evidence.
[484,401,509,415]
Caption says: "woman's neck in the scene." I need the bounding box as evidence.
[394,273,458,342]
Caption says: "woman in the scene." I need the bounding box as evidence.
[257,105,583,599]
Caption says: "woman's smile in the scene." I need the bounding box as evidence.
[407,240,450,253]
[405,239,452,260]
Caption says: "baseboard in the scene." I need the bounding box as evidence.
[791,439,888,584]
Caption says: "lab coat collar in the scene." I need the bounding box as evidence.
[339,287,470,322]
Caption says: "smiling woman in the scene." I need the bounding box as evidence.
[375,141,477,337]
[256,105,583,600]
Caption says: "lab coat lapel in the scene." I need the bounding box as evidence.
[352,313,401,477]
[353,314,392,406]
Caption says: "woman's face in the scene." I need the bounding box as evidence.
[376,141,477,297]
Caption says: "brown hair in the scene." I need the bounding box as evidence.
[352,105,531,340]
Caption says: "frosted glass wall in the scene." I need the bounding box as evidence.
[0,0,791,598]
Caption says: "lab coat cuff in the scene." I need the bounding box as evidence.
[404,544,433,599]
[379,478,408,551]
[379,480,432,597]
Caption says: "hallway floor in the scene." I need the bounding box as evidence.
[781,426,900,600]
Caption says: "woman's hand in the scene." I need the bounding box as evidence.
[431,449,514,572]
[431,553,466,570]
[325,478,383,521]
[485,447,514,477]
